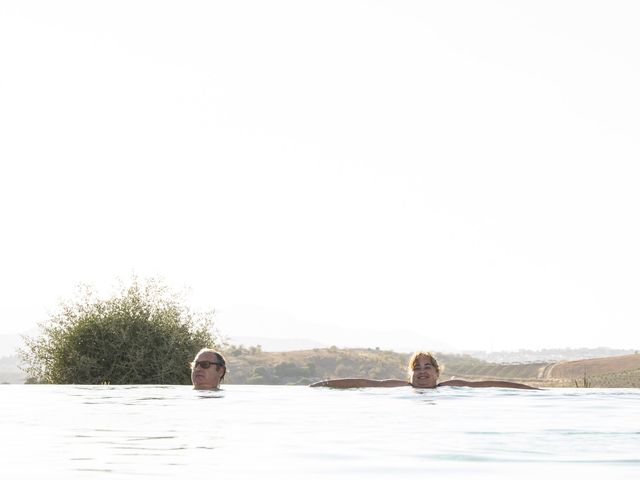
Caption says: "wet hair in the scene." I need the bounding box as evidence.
[407,351,441,379]
[192,348,227,380]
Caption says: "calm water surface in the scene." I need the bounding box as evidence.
[1,385,639,479]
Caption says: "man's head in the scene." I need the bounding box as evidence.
[191,348,226,389]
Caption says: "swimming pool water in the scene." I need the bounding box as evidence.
[1,385,639,479]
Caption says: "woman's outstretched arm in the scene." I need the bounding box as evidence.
[310,378,409,388]
[438,379,539,390]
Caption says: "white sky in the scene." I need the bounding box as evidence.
[1,1,639,352]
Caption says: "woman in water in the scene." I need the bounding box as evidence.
[310,351,537,389]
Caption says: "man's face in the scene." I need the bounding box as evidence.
[191,351,224,389]
[410,355,439,388]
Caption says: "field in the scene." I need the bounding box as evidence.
[2,348,639,387]
[543,354,640,378]
[222,347,640,388]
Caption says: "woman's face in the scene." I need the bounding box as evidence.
[411,355,439,388]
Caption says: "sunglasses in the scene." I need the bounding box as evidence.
[192,360,224,369]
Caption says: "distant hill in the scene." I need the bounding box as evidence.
[3,346,639,387]
[0,355,25,384]
[222,346,408,385]
[0,334,24,358]
[229,336,327,352]
[545,354,640,377]
[543,354,640,385]
[464,347,637,363]
[221,347,640,388]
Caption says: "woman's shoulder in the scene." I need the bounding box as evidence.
[437,379,539,389]
[436,379,467,387]
[378,379,411,387]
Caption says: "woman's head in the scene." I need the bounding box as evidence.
[408,351,440,388]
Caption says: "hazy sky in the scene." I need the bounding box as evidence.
[1,1,639,352]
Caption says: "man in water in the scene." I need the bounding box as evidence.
[191,348,227,390]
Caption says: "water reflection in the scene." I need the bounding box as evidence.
[2,385,639,479]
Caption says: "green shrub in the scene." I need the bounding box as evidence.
[20,278,221,384]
